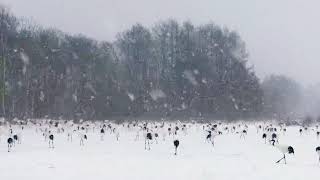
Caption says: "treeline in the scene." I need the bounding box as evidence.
[0,5,317,121]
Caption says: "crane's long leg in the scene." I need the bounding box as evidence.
[276,154,285,164]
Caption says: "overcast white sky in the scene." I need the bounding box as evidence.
[1,0,320,85]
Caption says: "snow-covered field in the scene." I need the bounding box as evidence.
[1,123,320,180]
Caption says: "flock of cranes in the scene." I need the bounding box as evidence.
[1,119,320,164]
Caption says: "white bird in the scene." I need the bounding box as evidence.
[316,146,320,163]
[173,131,180,155]
[7,136,14,152]
[78,131,87,146]
[274,144,294,164]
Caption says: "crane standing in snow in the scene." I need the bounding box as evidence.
[48,131,54,149]
[282,128,287,135]
[79,131,87,146]
[144,128,153,150]
[271,133,279,145]
[173,131,180,155]
[274,143,295,164]
[206,130,216,147]
[316,146,320,163]
[7,137,14,152]
[100,128,105,141]
[240,130,247,139]
[262,133,267,144]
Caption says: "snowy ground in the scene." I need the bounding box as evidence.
[0,124,320,180]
